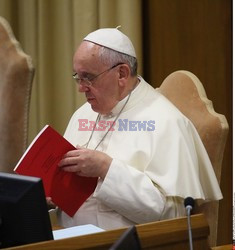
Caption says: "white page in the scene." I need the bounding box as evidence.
[52,224,105,240]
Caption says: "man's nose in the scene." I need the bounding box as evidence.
[78,83,89,93]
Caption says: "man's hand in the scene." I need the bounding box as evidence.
[58,147,112,179]
[46,197,57,210]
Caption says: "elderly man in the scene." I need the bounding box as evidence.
[56,28,222,230]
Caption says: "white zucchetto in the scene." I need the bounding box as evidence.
[83,28,136,58]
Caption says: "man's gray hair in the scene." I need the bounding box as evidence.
[98,46,138,76]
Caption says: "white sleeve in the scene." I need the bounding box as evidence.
[93,158,166,224]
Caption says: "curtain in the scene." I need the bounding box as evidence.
[0,0,142,143]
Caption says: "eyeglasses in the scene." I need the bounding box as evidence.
[73,62,123,86]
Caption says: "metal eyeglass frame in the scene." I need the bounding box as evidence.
[72,62,123,86]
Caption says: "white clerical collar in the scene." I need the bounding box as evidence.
[101,92,131,119]
[101,76,148,119]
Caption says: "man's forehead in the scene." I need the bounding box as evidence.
[75,41,100,60]
[73,42,102,72]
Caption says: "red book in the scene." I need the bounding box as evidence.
[14,125,98,217]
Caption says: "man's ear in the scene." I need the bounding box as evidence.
[118,64,130,87]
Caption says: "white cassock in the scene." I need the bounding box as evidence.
[57,76,222,230]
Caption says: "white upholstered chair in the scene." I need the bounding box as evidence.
[0,16,34,173]
[158,70,229,247]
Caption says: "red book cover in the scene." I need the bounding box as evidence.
[14,125,98,217]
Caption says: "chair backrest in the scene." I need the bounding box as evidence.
[158,70,229,247]
[0,16,34,173]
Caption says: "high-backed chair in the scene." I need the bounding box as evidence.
[0,16,34,173]
[158,70,229,247]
